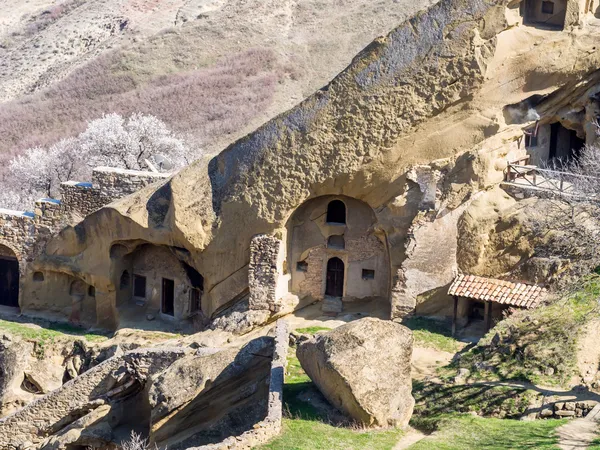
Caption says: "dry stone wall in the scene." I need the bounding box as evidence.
[0,167,171,278]
[248,234,281,313]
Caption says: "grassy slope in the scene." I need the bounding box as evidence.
[458,275,600,386]
[402,316,464,353]
[409,415,565,450]
[0,318,107,342]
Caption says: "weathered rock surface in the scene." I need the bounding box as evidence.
[297,317,414,427]
[148,337,274,448]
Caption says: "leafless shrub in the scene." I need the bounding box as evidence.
[529,131,600,276]
[120,431,159,450]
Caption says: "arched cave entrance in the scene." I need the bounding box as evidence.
[325,257,344,297]
[0,245,19,308]
[286,195,390,306]
[111,243,204,326]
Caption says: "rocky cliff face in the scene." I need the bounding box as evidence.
[18,0,600,329]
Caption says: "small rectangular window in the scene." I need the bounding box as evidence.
[524,133,538,148]
[541,1,554,14]
[133,274,146,298]
[296,261,308,272]
[190,288,201,314]
[362,269,375,280]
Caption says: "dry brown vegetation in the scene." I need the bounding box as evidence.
[0,47,289,164]
[0,0,434,164]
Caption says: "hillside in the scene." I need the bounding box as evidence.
[0,0,435,161]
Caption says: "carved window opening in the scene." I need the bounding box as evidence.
[33,272,44,282]
[133,274,147,298]
[88,286,96,297]
[362,269,375,280]
[327,235,345,250]
[326,200,346,224]
[296,261,308,272]
[119,271,131,290]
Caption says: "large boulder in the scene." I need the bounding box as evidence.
[297,317,414,427]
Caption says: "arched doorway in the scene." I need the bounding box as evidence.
[325,257,344,297]
[0,245,19,307]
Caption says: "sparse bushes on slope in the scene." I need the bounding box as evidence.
[0,48,287,162]
[457,275,600,386]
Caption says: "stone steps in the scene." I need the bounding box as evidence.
[322,296,343,315]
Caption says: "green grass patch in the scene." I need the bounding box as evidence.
[409,414,565,450]
[261,418,403,450]
[588,437,600,450]
[401,317,463,353]
[259,349,403,449]
[295,326,331,335]
[0,319,108,357]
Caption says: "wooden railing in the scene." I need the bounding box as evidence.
[504,162,598,197]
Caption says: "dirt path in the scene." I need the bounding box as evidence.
[411,346,454,380]
[393,427,426,449]
[557,404,600,450]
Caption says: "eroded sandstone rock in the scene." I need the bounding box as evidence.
[297,317,414,427]
[148,337,274,448]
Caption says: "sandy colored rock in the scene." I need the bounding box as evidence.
[148,336,274,448]
[23,360,64,394]
[297,317,414,427]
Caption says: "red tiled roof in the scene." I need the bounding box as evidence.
[448,274,547,309]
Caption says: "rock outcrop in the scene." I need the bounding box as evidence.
[148,337,274,448]
[297,317,414,427]
[0,321,290,450]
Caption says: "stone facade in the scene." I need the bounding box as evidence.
[0,167,171,317]
[248,234,281,313]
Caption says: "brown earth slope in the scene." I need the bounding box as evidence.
[0,0,436,159]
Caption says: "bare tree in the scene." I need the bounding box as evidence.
[529,135,600,276]
[0,113,198,210]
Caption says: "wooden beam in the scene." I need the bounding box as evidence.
[452,295,458,337]
[485,301,493,332]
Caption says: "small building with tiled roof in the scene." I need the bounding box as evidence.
[447,274,548,336]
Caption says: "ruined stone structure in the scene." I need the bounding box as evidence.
[0,0,599,332]
[0,320,290,449]
[0,167,170,325]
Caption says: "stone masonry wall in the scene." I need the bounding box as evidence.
[248,234,281,313]
[60,182,108,217]
[192,320,289,450]
[93,166,170,199]
[0,209,52,268]
[0,347,187,449]
[0,166,172,281]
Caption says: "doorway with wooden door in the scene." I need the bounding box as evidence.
[325,257,344,298]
